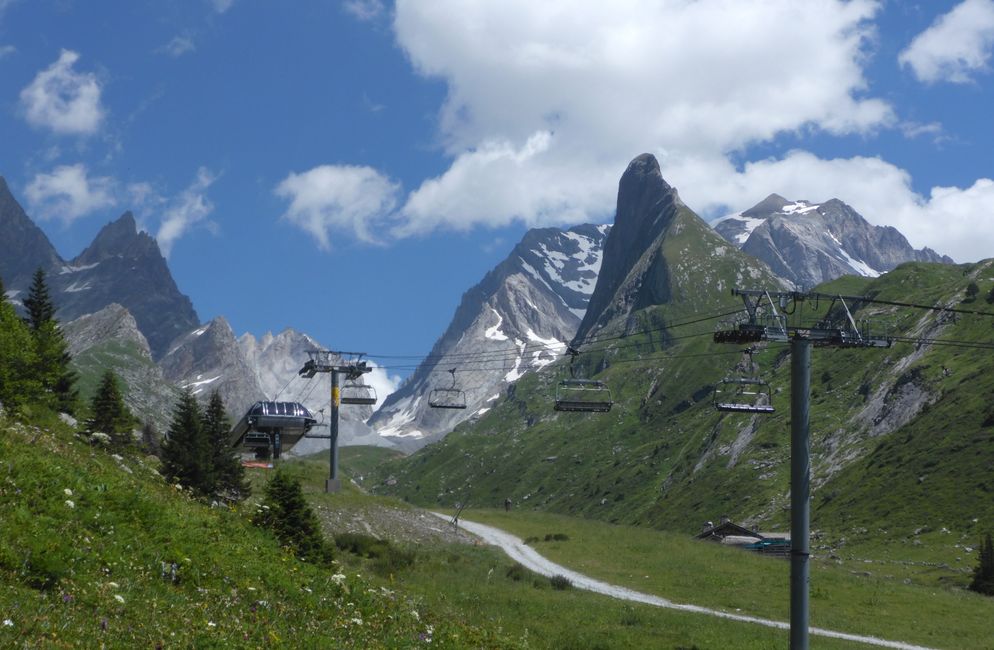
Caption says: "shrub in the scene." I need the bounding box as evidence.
[505,562,528,581]
[334,532,414,575]
[549,574,572,590]
[543,532,569,542]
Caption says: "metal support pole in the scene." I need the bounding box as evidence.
[789,335,811,650]
[326,370,342,493]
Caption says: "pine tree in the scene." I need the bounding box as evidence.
[970,533,994,596]
[23,268,55,331]
[160,389,212,495]
[22,268,78,414]
[86,369,135,444]
[202,390,249,500]
[252,469,333,565]
[0,277,43,413]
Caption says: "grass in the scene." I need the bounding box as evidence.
[455,508,994,649]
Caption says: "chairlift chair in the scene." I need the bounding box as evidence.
[228,401,318,459]
[429,368,468,409]
[553,347,613,413]
[713,347,775,414]
[341,378,377,405]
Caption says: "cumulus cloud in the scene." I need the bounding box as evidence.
[385,0,891,233]
[899,0,994,83]
[156,167,218,257]
[275,165,401,249]
[25,164,115,222]
[666,150,994,263]
[19,49,105,135]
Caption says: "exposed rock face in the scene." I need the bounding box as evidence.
[53,213,200,358]
[62,304,178,432]
[369,223,610,446]
[0,177,62,296]
[160,317,263,416]
[713,194,953,289]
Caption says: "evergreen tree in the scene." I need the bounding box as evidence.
[23,268,55,331]
[160,389,212,495]
[21,268,78,414]
[970,533,994,596]
[86,369,135,444]
[0,279,43,413]
[252,470,333,565]
[202,390,249,500]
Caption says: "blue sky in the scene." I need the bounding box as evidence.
[2,0,993,389]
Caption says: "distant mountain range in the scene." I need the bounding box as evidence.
[0,169,958,457]
[712,193,953,289]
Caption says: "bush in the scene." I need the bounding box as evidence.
[544,532,569,542]
[505,562,528,581]
[253,470,334,566]
[549,574,572,590]
[334,532,414,575]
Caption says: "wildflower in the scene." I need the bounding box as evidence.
[207,621,216,628]
[411,610,420,621]
[350,617,363,626]
[114,595,125,604]
[65,500,75,509]
[107,582,119,589]
[64,488,73,496]
[330,573,346,585]
[2,619,12,627]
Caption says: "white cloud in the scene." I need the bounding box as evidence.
[667,150,994,263]
[385,0,891,234]
[156,168,218,257]
[19,49,105,135]
[211,0,234,13]
[25,164,115,222]
[159,34,196,57]
[899,0,994,83]
[344,0,385,22]
[0,45,14,59]
[275,165,400,249]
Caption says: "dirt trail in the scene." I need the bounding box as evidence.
[439,514,939,650]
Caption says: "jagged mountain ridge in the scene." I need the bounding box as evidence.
[0,178,200,359]
[713,193,953,289]
[369,224,610,446]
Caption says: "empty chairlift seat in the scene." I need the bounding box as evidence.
[713,377,774,414]
[429,368,468,410]
[554,379,613,413]
[341,379,377,405]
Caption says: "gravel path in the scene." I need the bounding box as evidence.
[441,514,939,650]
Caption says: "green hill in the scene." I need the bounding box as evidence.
[370,258,994,556]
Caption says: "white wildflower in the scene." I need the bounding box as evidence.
[2,619,12,627]
[207,621,216,628]
[411,610,420,621]
[350,617,363,626]
[114,595,125,604]
[64,500,75,509]
[107,582,119,588]
[330,573,346,585]
[63,488,73,496]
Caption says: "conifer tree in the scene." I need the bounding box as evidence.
[23,268,55,331]
[970,533,994,596]
[86,369,135,444]
[160,389,212,494]
[252,469,333,565]
[202,390,249,500]
[0,277,43,412]
[22,268,78,414]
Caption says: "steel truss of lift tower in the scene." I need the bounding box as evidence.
[713,289,890,650]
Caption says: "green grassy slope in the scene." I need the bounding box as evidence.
[371,258,994,558]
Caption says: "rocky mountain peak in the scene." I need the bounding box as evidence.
[741,193,791,217]
[0,175,62,290]
[62,303,151,359]
[75,212,159,266]
[574,153,684,342]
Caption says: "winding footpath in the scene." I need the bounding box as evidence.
[435,514,938,650]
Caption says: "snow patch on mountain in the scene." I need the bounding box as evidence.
[485,309,509,341]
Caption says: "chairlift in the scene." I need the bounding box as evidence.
[553,347,613,413]
[341,377,377,405]
[713,348,775,414]
[429,368,468,409]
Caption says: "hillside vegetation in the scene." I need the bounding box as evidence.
[371,260,994,556]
